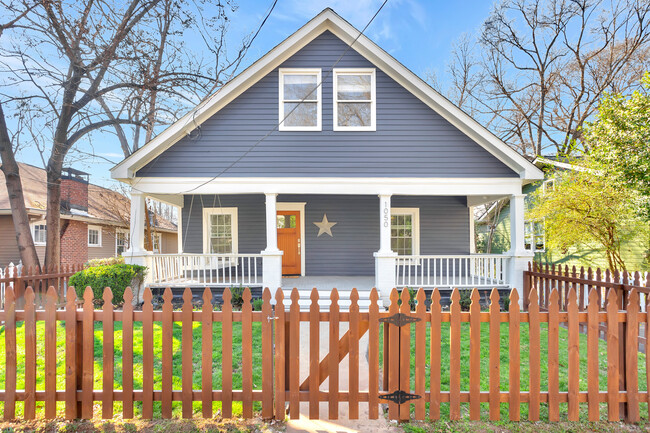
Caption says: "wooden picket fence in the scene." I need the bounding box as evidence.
[524,262,650,313]
[0,263,82,309]
[0,283,649,423]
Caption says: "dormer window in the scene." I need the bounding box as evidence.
[279,69,321,131]
[333,69,376,131]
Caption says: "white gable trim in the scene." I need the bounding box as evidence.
[111,8,543,182]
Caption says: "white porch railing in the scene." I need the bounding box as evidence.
[395,254,510,288]
[151,254,263,287]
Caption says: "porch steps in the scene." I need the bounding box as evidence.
[281,289,373,311]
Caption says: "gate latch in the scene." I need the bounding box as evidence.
[379,312,421,327]
[379,390,421,405]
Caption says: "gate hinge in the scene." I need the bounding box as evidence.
[379,312,421,327]
[379,390,421,405]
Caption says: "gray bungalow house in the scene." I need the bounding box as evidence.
[111,9,542,306]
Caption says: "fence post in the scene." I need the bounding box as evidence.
[523,262,531,312]
[617,271,628,420]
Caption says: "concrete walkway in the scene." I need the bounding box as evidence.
[285,322,401,433]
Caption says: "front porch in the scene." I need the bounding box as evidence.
[124,181,532,306]
[146,252,514,307]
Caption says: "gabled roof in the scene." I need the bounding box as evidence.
[0,163,177,232]
[111,8,543,182]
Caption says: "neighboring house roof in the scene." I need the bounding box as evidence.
[0,163,177,232]
[533,156,589,172]
[111,8,543,182]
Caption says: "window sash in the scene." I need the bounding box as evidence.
[32,224,46,245]
[279,69,321,130]
[524,219,545,251]
[88,226,101,247]
[203,208,238,254]
[116,231,129,255]
[333,69,375,130]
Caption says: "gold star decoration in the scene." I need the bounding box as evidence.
[313,214,337,237]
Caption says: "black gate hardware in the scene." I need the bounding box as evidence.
[379,313,421,327]
[379,390,421,405]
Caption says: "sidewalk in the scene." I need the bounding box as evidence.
[285,322,401,433]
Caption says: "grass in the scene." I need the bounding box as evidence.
[0,418,282,432]
[0,319,264,419]
[383,321,649,424]
[0,313,648,431]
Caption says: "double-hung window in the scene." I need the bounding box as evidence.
[391,208,420,256]
[31,223,46,246]
[203,208,238,254]
[525,220,545,252]
[333,69,376,131]
[88,225,102,247]
[279,69,321,131]
[116,229,129,256]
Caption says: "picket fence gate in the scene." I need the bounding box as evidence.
[0,283,648,423]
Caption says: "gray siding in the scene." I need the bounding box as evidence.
[182,194,469,276]
[138,31,517,178]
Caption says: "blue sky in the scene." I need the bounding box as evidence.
[19,0,494,188]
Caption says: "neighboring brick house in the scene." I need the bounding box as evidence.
[0,162,178,266]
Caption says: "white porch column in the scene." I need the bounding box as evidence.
[374,194,397,307]
[124,191,153,301]
[262,193,283,297]
[508,193,534,308]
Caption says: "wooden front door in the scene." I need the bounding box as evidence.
[277,210,301,275]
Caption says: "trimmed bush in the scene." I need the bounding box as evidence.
[69,264,147,305]
[86,256,124,267]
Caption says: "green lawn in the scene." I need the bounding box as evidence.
[389,321,649,423]
[0,320,264,419]
[0,317,647,426]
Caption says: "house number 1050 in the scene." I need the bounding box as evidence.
[383,202,390,227]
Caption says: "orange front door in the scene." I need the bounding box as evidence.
[277,210,301,275]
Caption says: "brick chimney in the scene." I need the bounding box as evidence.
[60,167,89,214]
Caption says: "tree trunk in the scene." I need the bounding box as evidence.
[0,104,41,270]
[44,158,63,271]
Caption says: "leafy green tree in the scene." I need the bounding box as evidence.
[585,72,650,220]
[528,168,648,272]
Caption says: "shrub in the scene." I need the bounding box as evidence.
[458,289,472,311]
[230,285,245,309]
[252,298,264,311]
[86,256,124,267]
[70,264,147,305]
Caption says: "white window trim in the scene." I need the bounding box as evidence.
[333,68,376,131]
[543,178,556,193]
[30,222,47,246]
[88,225,102,247]
[390,207,420,256]
[203,207,239,254]
[115,228,129,256]
[151,232,162,254]
[278,68,322,131]
[524,218,545,252]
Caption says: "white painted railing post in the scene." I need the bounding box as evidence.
[262,193,283,299]
[508,193,534,308]
[375,193,397,307]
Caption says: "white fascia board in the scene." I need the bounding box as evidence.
[129,177,523,197]
[111,9,543,182]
